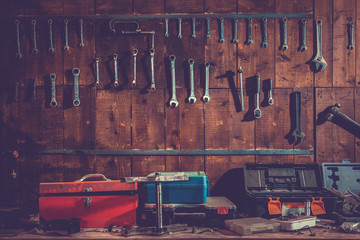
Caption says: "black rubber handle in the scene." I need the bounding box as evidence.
[255,74,260,93]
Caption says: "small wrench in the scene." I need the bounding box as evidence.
[268,78,273,105]
[299,19,307,51]
[48,19,54,53]
[31,20,38,54]
[291,91,306,144]
[64,19,69,51]
[169,55,178,108]
[113,53,119,87]
[245,18,253,45]
[132,48,138,88]
[192,18,196,38]
[150,48,156,91]
[177,18,182,39]
[79,19,84,48]
[219,18,224,43]
[239,67,244,111]
[254,74,261,119]
[312,19,327,72]
[202,62,211,102]
[280,17,288,50]
[165,18,169,37]
[15,20,22,58]
[261,18,268,47]
[348,22,354,50]
[72,68,81,107]
[188,59,196,103]
[95,58,100,87]
[206,18,210,38]
[50,73,57,107]
[232,18,238,43]
[32,77,37,101]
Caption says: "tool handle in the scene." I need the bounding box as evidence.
[75,174,111,182]
[255,74,260,93]
[269,78,272,90]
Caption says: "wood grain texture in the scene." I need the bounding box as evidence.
[63,155,96,181]
[356,0,360,86]
[40,155,63,183]
[332,0,356,87]
[315,88,355,163]
[132,156,165,176]
[22,0,63,16]
[238,0,275,14]
[165,0,205,13]
[95,90,131,150]
[354,88,360,162]
[64,0,95,15]
[134,0,164,14]
[166,156,204,172]
[205,0,237,13]
[93,156,131,179]
[0,1,24,16]
[96,0,132,14]
[275,0,313,13]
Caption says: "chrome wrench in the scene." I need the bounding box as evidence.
[132,49,138,88]
[79,19,84,48]
[206,18,210,38]
[95,58,100,87]
[165,18,169,37]
[261,18,268,48]
[192,18,196,38]
[169,55,178,108]
[113,53,119,87]
[299,19,307,51]
[268,78,273,105]
[64,19,69,51]
[50,73,57,107]
[232,18,238,43]
[245,18,253,45]
[348,22,354,50]
[280,17,288,50]
[312,19,327,72]
[15,20,22,58]
[31,20,38,54]
[177,18,182,39]
[188,59,196,103]
[239,67,244,111]
[72,68,80,107]
[150,48,156,91]
[254,74,261,119]
[291,91,306,144]
[48,19,54,53]
[202,62,210,102]
[219,18,224,43]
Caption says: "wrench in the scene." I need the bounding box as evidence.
[113,53,119,87]
[95,58,100,87]
[132,49,138,88]
[188,59,196,103]
[169,55,178,108]
[312,19,327,72]
[206,18,210,38]
[291,91,306,144]
[245,18,253,45]
[219,18,224,43]
[299,19,307,51]
[268,78,273,105]
[64,19,69,51]
[239,67,244,111]
[31,20,38,55]
[79,19,84,48]
[280,17,288,50]
[347,22,354,50]
[50,73,57,107]
[254,74,261,119]
[232,18,238,43]
[177,18,182,39]
[72,68,81,107]
[164,18,169,37]
[150,48,156,91]
[202,62,211,102]
[48,19,54,53]
[32,77,37,101]
[192,18,196,38]
[15,20,22,58]
[261,18,268,48]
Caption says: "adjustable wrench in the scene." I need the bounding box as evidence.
[32,77,37,101]
[291,91,306,144]
[31,20,38,54]
[299,19,307,51]
[113,53,119,87]
[177,18,182,39]
[254,74,261,119]
[188,59,196,103]
[312,19,327,72]
[245,18,253,45]
[280,17,288,50]
[15,20,22,58]
[64,19,69,51]
[72,68,81,107]
[232,18,238,43]
[79,19,84,48]
[192,18,196,38]
[261,18,268,47]
[50,73,57,107]
[348,22,354,50]
[95,58,100,87]
[239,67,244,111]
[132,48,138,88]
[150,48,156,91]
[169,55,178,108]
[48,19,54,53]
[268,78,273,105]
[202,62,210,102]
[219,18,224,43]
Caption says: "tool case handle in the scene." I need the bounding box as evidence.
[75,174,111,182]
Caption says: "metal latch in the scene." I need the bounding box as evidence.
[82,188,92,209]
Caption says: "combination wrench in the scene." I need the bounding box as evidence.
[202,62,211,102]
[188,59,196,103]
[268,78,273,105]
[177,18,182,39]
[261,18,268,48]
[239,67,244,111]
[50,73,57,107]
[31,20,38,54]
[48,19,54,53]
[95,58,100,87]
[280,17,288,50]
[64,19,69,51]
[113,53,119,87]
[169,55,178,108]
[245,18,253,45]
[206,18,210,38]
[79,19,84,48]
[192,18,196,38]
[219,18,224,43]
[32,78,37,101]
[15,20,22,58]
[164,18,169,37]
[299,19,307,51]
[150,48,156,91]
[347,22,354,50]
[312,19,327,72]
[291,91,306,144]
[232,18,238,43]
[254,74,261,119]
[132,49,138,88]
[72,68,81,107]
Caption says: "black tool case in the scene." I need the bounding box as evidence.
[243,163,337,218]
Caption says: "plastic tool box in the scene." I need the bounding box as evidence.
[225,217,280,236]
[146,171,209,204]
[142,196,236,226]
[243,163,337,218]
[39,174,138,228]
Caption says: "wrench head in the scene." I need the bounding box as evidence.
[202,96,210,102]
[348,44,354,50]
[50,99,58,108]
[64,45,70,51]
[73,99,80,107]
[312,59,327,72]
[245,39,253,45]
[232,39,239,43]
[192,34,196,38]
[188,96,197,104]
[32,48,39,55]
[291,129,306,145]
[268,98,274,105]
[15,52,22,59]
[254,108,262,119]
[170,100,179,108]
[299,45,307,51]
[79,43,84,48]
[261,42,268,48]
[151,83,156,91]
[48,47,55,53]
[281,44,288,51]
[219,39,224,43]
[132,80,136,88]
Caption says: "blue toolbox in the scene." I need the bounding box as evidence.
[146,171,209,204]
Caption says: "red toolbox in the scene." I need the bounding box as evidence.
[39,174,138,228]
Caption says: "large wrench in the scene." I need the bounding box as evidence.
[64,19,69,51]
[164,18,169,37]
[192,18,196,38]
[48,19,54,53]
[254,74,261,119]
[348,22,354,50]
[113,53,119,87]
[169,55,178,108]
[132,48,138,88]
[31,20,38,54]
[95,58,100,87]
[239,67,244,111]
[299,19,307,51]
[177,18,182,39]
[150,48,156,91]
[232,18,238,43]
[72,68,80,107]
[245,18,253,45]
[219,18,224,43]
[291,91,306,144]
[261,18,268,48]
[202,62,211,102]
[312,19,327,72]
[79,19,84,48]
[188,59,196,103]
[280,17,288,50]
[268,78,273,105]
[15,20,22,58]
[206,18,210,38]
[50,73,57,107]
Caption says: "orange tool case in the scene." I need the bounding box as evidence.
[39,174,138,228]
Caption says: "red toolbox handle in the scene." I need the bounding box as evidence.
[75,174,111,182]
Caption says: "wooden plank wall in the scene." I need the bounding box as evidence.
[0,0,358,208]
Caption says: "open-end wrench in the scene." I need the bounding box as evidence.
[261,18,268,48]
[254,74,261,119]
[169,55,178,108]
[31,20,38,55]
[268,78,273,105]
[72,68,81,107]
[239,67,244,111]
[32,77,37,101]
[245,18,253,45]
[15,20,22,58]
[132,48,138,88]
[219,18,224,43]
[299,19,307,51]
[50,73,57,107]
[347,22,354,50]
[232,18,238,43]
[188,59,196,103]
[150,48,156,91]
[291,91,306,144]
[280,17,288,50]
[206,18,210,38]
[192,18,196,38]
[202,62,211,102]
[64,19,69,51]
[165,18,169,37]
[48,19,54,53]
[79,19,84,48]
[95,58,100,87]
[177,18,182,39]
[113,53,119,87]
[312,19,327,72]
